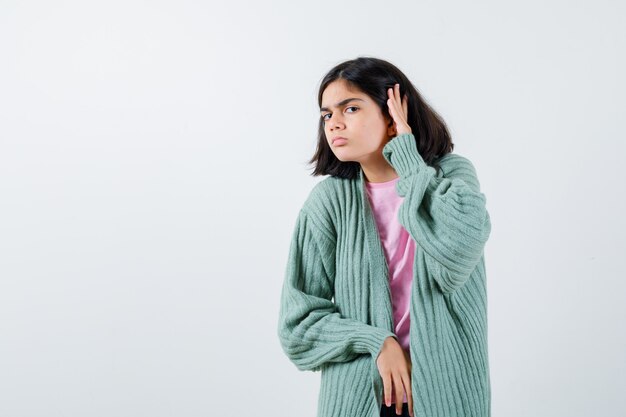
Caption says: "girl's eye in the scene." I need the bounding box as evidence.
[321,107,359,122]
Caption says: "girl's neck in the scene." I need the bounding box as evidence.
[361,160,398,183]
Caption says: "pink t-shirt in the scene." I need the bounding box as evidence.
[365,176,415,404]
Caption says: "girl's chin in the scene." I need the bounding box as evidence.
[333,154,353,162]
[333,151,361,163]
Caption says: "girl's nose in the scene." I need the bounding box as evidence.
[328,114,345,130]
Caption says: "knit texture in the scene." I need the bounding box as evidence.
[277,133,492,417]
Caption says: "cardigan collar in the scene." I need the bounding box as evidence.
[356,165,396,332]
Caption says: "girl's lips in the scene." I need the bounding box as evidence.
[333,139,348,146]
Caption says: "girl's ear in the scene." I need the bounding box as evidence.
[386,118,397,137]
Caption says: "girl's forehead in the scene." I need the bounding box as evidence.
[321,82,370,108]
[324,79,361,95]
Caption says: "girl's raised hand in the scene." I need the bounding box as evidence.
[387,83,412,136]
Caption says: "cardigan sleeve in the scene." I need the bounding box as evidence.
[277,208,397,372]
[382,133,492,294]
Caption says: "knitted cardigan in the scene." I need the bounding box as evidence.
[277,133,492,417]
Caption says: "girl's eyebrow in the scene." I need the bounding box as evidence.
[320,98,364,113]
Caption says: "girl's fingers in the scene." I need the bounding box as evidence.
[402,373,413,417]
[387,96,398,122]
[390,87,399,114]
[388,89,400,120]
[383,373,392,407]
[403,94,408,116]
[389,86,399,105]
[388,85,407,122]
[388,85,412,136]
[388,88,397,112]
[394,374,404,415]
[396,86,406,117]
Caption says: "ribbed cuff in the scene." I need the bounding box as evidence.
[351,326,398,359]
[382,133,427,177]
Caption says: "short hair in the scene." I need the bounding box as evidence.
[309,56,454,179]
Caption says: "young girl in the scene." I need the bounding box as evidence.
[277,57,492,417]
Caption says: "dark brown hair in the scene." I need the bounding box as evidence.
[309,56,454,179]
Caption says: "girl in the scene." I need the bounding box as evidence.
[277,57,492,417]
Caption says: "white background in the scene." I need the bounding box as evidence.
[1,1,624,416]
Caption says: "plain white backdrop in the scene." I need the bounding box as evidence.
[1,0,624,416]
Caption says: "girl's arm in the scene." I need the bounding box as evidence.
[382,133,492,294]
[277,208,397,372]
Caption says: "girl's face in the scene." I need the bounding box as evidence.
[320,79,395,164]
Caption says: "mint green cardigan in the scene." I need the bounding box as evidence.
[277,133,492,417]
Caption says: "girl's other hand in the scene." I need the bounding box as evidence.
[376,336,414,416]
